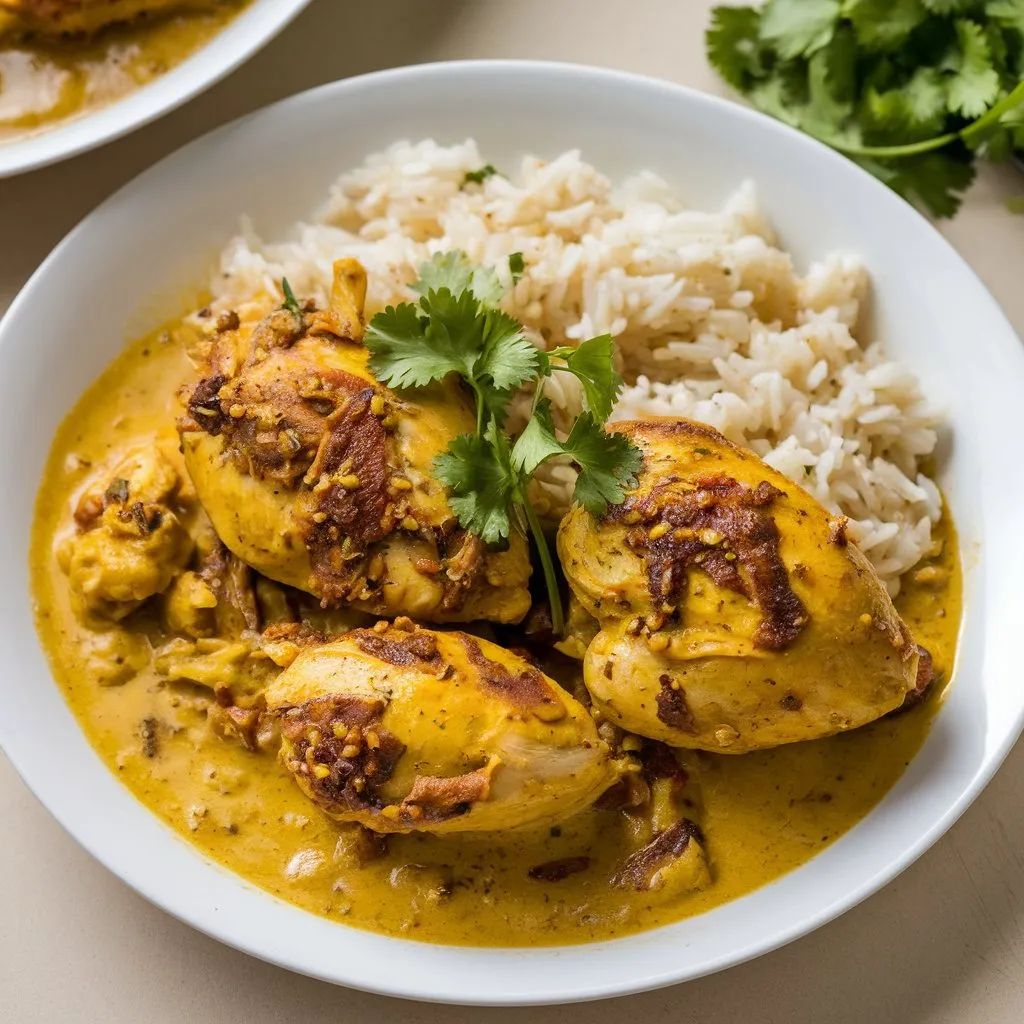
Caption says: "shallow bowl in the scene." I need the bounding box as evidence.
[1,60,1022,1005]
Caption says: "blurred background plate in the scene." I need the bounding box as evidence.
[0,0,312,177]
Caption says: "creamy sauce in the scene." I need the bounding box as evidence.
[30,323,963,947]
[0,2,251,144]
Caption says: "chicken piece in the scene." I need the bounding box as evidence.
[178,259,532,625]
[0,0,213,36]
[600,741,712,900]
[558,418,920,753]
[62,444,193,621]
[263,619,621,834]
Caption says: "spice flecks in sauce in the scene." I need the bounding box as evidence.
[29,323,963,947]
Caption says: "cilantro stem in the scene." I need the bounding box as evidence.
[518,488,564,635]
[809,80,1024,161]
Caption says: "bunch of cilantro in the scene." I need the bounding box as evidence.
[364,251,642,633]
[707,0,1024,217]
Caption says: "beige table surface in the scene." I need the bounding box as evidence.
[4,1,1024,1021]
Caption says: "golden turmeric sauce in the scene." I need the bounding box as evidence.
[0,2,251,144]
[30,323,963,947]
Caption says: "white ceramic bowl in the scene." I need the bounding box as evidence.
[1,61,1022,1006]
[0,0,311,177]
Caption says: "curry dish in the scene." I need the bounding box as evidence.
[0,0,252,144]
[31,258,961,946]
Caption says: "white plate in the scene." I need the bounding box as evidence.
[0,0,311,177]
[1,61,1022,1006]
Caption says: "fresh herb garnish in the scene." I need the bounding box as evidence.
[365,251,642,633]
[509,252,525,285]
[280,277,303,318]
[706,0,1024,218]
[462,164,500,187]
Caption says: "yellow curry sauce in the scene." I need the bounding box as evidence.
[0,1,251,144]
[30,322,962,946]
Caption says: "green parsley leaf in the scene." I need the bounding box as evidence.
[280,278,302,317]
[759,0,840,59]
[508,252,525,285]
[562,414,644,516]
[947,19,1002,117]
[706,6,770,89]
[434,426,515,545]
[462,164,500,187]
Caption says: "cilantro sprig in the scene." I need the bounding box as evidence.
[707,0,1024,218]
[366,251,642,633]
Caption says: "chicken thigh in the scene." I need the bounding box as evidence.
[558,418,921,753]
[178,259,531,625]
[264,619,620,834]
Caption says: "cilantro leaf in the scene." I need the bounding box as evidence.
[846,0,928,52]
[857,150,976,216]
[508,252,525,285]
[562,415,644,516]
[365,289,482,390]
[925,0,982,13]
[759,0,840,59]
[374,247,636,633]
[863,68,948,140]
[411,251,504,308]
[364,303,436,387]
[987,0,1024,37]
[510,400,564,477]
[477,309,540,393]
[462,164,500,187]
[559,334,624,423]
[947,19,1002,117]
[434,427,515,545]
[707,6,770,89]
[802,47,856,139]
[511,403,643,516]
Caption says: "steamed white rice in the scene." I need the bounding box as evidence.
[204,139,943,595]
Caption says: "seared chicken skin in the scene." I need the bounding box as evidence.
[558,418,921,753]
[0,0,216,36]
[178,259,531,625]
[264,619,620,834]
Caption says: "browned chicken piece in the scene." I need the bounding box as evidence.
[59,443,193,621]
[178,259,532,625]
[603,741,711,901]
[263,619,621,834]
[558,418,921,754]
[0,0,216,36]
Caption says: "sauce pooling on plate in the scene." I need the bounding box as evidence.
[30,302,962,946]
[0,1,252,145]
